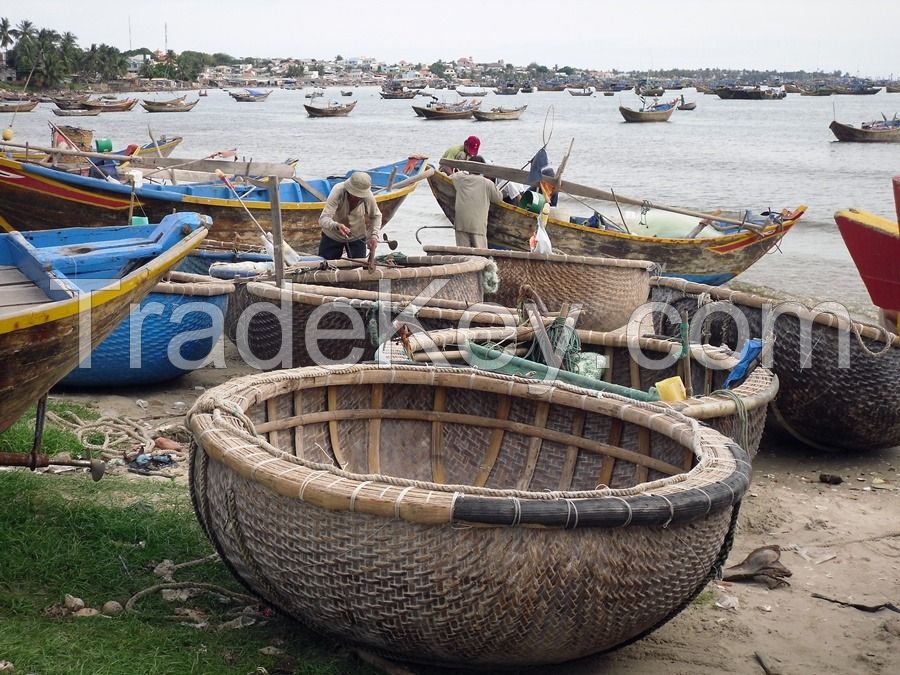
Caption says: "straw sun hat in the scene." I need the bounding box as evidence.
[344,172,373,198]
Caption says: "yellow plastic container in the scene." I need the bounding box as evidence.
[655,376,687,402]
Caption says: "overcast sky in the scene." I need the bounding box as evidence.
[7,1,900,77]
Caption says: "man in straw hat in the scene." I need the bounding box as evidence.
[318,171,382,260]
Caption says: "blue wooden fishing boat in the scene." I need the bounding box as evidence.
[0,156,431,251]
[60,271,234,387]
[0,213,209,432]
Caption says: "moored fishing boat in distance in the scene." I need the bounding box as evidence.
[430,158,806,285]
[303,100,356,117]
[834,176,900,334]
[413,100,480,120]
[567,87,594,96]
[472,105,527,121]
[0,100,39,113]
[715,86,786,100]
[229,88,271,102]
[0,213,209,433]
[829,116,900,142]
[52,108,101,117]
[81,97,139,112]
[140,99,198,113]
[0,153,432,251]
[619,97,678,122]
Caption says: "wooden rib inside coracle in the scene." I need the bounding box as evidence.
[396,324,778,457]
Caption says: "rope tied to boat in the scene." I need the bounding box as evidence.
[710,389,750,454]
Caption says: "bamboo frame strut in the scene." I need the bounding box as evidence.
[253,406,684,476]
[474,397,511,487]
[367,384,383,473]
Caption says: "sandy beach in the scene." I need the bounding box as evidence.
[49,340,900,675]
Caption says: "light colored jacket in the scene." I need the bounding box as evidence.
[451,172,503,235]
[319,182,383,242]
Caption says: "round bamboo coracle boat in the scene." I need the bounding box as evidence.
[226,282,522,368]
[650,277,900,451]
[394,325,778,457]
[423,245,655,331]
[188,364,750,667]
[221,254,497,351]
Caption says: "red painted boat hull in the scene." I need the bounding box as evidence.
[834,178,900,317]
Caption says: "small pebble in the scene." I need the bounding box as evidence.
[64,594,85,612]
[101,600,123,616]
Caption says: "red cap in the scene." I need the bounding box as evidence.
[464,136,481,154]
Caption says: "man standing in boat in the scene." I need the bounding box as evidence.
[440,135,481,173]
[450,155,503,248]
[318,172,381,259]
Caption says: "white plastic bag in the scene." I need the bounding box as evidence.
[530,204,553,254]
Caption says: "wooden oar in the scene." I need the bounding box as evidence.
[440,158,766,232]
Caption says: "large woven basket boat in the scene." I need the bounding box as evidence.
[650,277,900,451]
[188,364,749,667]
[60,272,233,386]
[222,254,494,344]
[226,282,524,369]
[424,245,655,331]
[395,325,777,457]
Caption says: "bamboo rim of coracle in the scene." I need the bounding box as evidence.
[188,364,750,529]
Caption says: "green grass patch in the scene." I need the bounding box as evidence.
[692,589,715,607]
[0,472,376,675]
[0,400,100,458]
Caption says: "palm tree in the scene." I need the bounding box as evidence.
[12,19,35,44]
[60,31,79,72]
[0,18,13,64]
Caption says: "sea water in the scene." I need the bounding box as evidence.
[10,86,898,313]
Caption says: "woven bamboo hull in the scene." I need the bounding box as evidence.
[427,170,801,285]
[223,256,492,365]
[59,272,233,387]
[650,278,900,451]
[829,120,900,142]
[0,228,207,433]
[228,282,509,368]
[0,156,414,250]
[188,365,748,666]
[422,245,654,331]
[399,326,777,457]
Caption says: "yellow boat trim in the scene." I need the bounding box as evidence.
[533,204,802,245]
[0,228,207,335]
[0,215,13,233]
[836,209,900,238]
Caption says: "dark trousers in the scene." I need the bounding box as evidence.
[318,234,366,260]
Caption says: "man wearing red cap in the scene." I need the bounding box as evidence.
[440,135,481,172]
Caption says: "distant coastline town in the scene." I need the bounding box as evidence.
[0,17,894,95]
